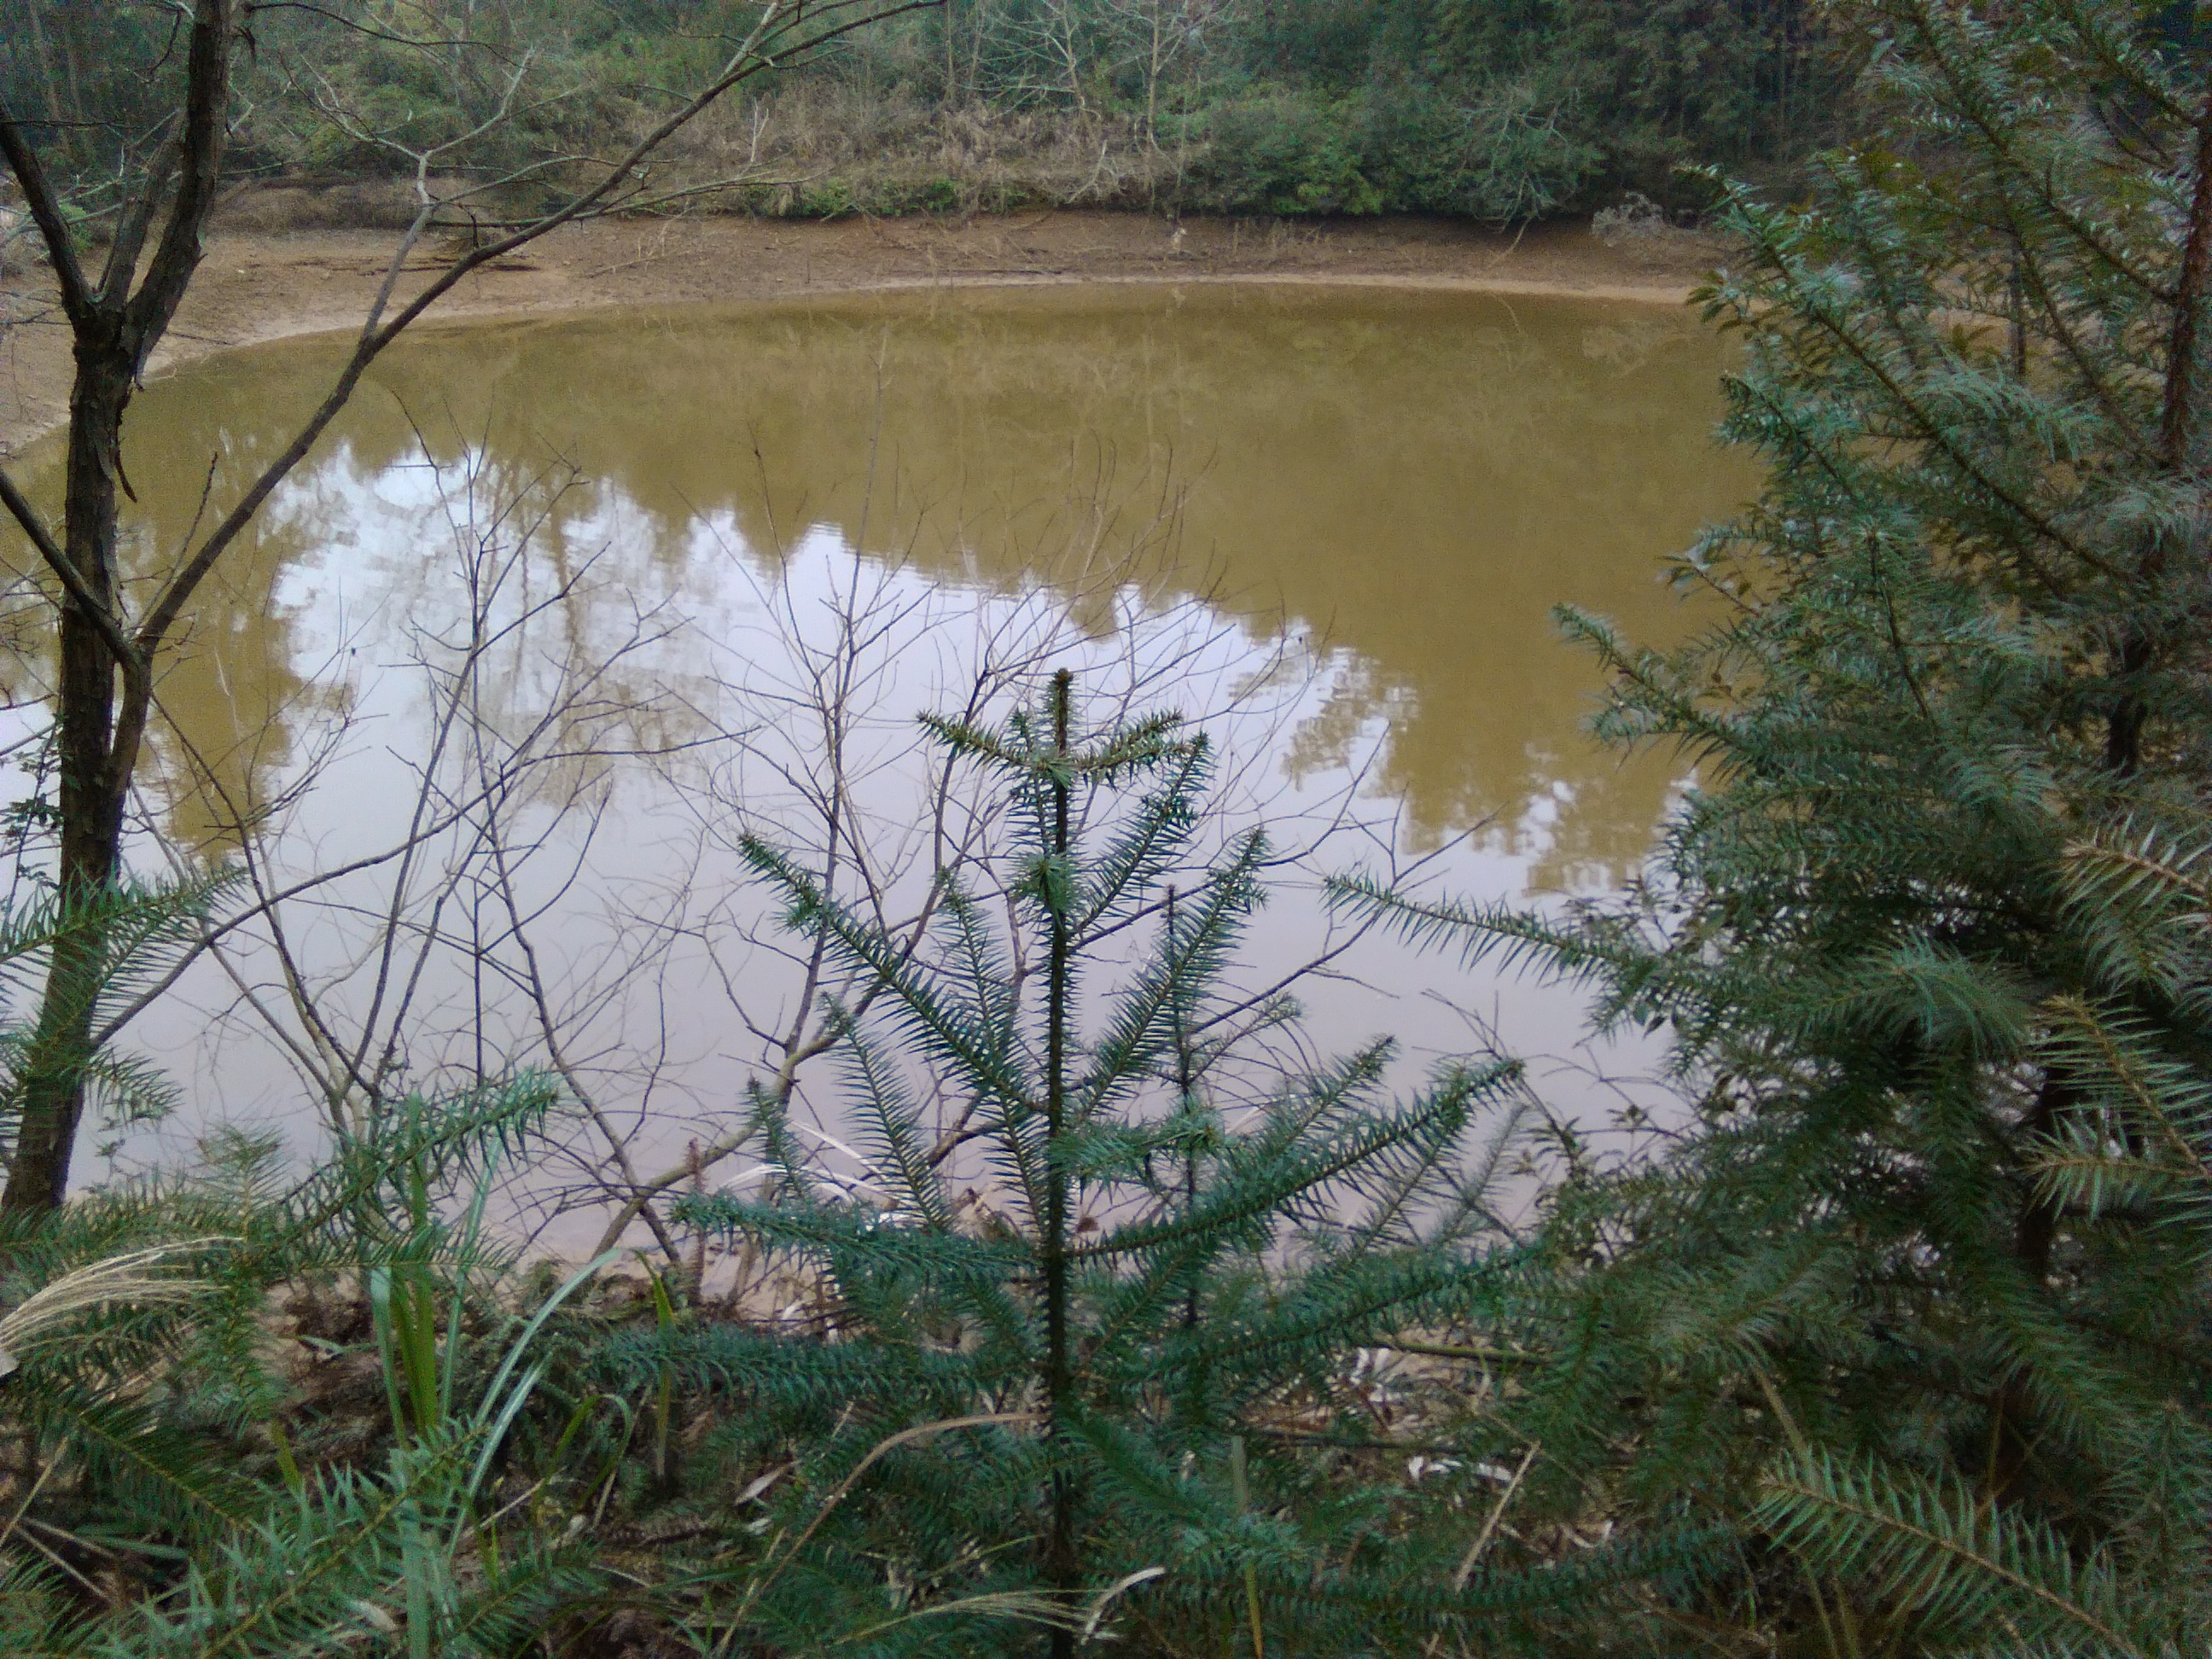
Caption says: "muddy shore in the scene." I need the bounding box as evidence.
[0,211,1714,457]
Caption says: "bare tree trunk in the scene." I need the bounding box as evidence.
[946,0,960,107]
[1146,3,1162,158]
[9,362,133,1212]
[0,0,231,1213]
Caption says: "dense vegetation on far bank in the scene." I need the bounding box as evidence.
[5,0,1843,230]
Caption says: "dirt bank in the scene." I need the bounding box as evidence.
[0,211,1714,457]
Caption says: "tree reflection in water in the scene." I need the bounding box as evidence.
[0,284,1754,1241]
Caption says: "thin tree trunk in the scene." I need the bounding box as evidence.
[1169,886,1198,1333]
[1043,667,1077,1659]
[0,0,233,1212]
[6,360,132,1213]
[2106,83,2212,775]
[1991,1069,2069,1500]
[945,0,958,107]
[26,3,66,142]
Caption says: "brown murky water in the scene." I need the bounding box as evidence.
[0,283,1753,1216]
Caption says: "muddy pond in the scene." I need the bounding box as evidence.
[0,282,1754,1236]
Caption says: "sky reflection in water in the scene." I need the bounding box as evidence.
[1,283,1755,1220]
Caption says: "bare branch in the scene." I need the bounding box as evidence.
[0,467,143,678]
[133,0,943,659]
[119,0,236,375]
[0,91,95,323]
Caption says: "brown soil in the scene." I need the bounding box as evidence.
[0,210,1714,457]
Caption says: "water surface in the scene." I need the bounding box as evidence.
[1,283,1753,1223]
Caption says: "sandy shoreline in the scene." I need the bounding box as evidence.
[0,210,1711,457]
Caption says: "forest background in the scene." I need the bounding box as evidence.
[4,0,1838,231]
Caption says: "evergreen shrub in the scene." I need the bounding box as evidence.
[1341,0,2212,1644]
[621,671,1563,1655]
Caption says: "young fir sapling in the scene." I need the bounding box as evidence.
[655,670,1534,1654]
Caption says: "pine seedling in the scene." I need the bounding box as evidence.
[652,670,1525,1655]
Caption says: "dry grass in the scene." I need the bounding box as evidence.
[216,90,1184,233]
[0,1241,224,1377]
[1590,190,1724,271]
[648,84,1182,213]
